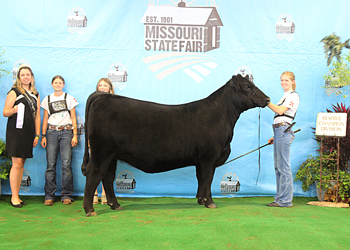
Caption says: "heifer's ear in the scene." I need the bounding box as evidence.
[245,75,250,80]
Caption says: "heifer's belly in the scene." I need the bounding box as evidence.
[118,152,195,173]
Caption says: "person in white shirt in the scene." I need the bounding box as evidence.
[266,71,299,207]
[41,75,78,206]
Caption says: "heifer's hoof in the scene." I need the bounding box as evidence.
[110,202,123,211]
[86,211,98,217]
[197,199,205,205]
[205,203,217,209]
[112,206,123,211]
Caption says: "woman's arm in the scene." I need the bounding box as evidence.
[3,90,17,117]
[33,95,41,147]
[70,107,78,147]
[41,110,49,148]
[267,103,289,116]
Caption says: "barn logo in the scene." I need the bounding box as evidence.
[275,14,295,41]
[116,170,136,193]
[235,66,254,82]
[107,62,128,91]
[20,169,31,193]
[12,59,31,83]
[75,116,85,142]
[66,7,88,34]
[220,172,240,197]
[140,0,221,82]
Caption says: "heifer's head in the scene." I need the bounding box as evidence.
[231,74,270,111]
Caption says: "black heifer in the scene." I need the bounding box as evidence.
[81,74,270,216]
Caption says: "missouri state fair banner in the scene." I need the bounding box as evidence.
[0,0,349,199]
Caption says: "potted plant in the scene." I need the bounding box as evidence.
[323,51,350,97]
[321,34,350,97]
[295,151,338,200]
[323,170,350,203]
[0,139,12,195]
[295,151,350,202]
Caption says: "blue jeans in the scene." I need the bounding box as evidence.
[44,129,74,202]
[273,125,295,207]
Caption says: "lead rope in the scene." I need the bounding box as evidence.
[256,108,261,185]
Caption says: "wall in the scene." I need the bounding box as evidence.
[0,0,348,198]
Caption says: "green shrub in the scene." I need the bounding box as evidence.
[0,139,11,180]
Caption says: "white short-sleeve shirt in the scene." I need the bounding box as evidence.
[41,92,78,126]
[273,91,299,124]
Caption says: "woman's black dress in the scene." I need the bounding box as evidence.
[5,88,38,158]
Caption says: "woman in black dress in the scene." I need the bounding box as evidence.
[3,65,41,208]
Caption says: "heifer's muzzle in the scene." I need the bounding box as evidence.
[266,97,271,105]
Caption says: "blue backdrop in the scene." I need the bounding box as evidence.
[0,0,348,198]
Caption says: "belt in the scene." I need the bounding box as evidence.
[48,125,74,131]
[272,122,290,129]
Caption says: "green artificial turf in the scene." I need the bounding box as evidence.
[0,196,349,250]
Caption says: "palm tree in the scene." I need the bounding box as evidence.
[321,33,350,66]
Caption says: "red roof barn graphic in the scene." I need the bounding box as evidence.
[140,2,223,53]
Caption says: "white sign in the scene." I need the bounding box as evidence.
[315,112,347,137]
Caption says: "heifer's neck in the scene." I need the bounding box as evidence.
[206,83,241,129]
[226,92,242,128]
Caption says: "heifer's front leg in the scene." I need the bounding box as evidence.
[195,163,217,209]
[195,166,205,205]
[102,159,122,211]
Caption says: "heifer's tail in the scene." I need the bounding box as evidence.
[81,91,104,176]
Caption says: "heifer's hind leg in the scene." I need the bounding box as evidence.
[102,159,122,211]
[83,155,115,216]
[195,163,217,209]
[83,165,103,216]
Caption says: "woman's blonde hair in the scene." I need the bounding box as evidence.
[13,65,38,95]
[96,78,114,94]
[281,71,296,90]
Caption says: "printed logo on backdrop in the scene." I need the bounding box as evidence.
[140,0,222,83]
[220,172,240,197]
[115,170,136,194]
[12,59,31,82]
[76,116,85,142]
[235,66,254,82]
[20,168,31,193]
[275,14,295,41]
[67,7,88,35]
[107,63,128,91]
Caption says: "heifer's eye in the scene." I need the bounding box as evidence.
[246,84,255,96]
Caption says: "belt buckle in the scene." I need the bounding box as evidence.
[278,123,286,128]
